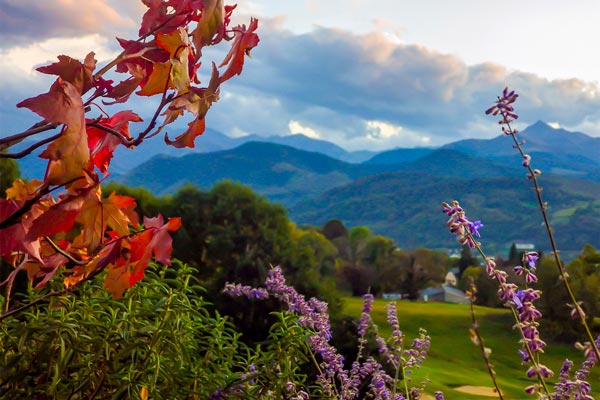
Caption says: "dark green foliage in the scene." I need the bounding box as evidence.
[534,246,600,342]
[102,182,172,220]
[457,244,478,277]
[458,266,502,308]
[0,263,255,399]
[168,181,342,342]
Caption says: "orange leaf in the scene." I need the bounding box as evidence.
[165,117,205,148]
[156,28,191,91]
[103,215,180,298]
[74,190,138,252]
[137,62,173,96]
[65,240,121,288]
[5,179,43,201]
[219,18,259,83]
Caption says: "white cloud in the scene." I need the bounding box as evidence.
[288,120,320,139]
[366,120,402,139]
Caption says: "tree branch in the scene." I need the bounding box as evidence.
[0,132,62,159]
[0,123,60,152]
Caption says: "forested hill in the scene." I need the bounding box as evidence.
[289,172,600,253]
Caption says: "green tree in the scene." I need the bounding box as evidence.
[170,181,341,342]
[457,244,478,276]
[0,156,20,197]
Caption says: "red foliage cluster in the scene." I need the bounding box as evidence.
[0,0,259,298]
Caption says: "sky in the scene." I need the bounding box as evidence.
[2,0,600,151]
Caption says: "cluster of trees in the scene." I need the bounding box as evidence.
[99,181,451,340]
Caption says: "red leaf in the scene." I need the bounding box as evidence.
[0,198,43,262]
[219,18,259,83]
[103,214,180,298]
[87,110,143,173]
[26,195,84,241]
[104,64,146,104]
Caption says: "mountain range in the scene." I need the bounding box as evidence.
[14,121,600,253]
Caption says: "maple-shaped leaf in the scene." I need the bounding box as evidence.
[5,179,43,201]
[26,194,84,241]
[87,110,143,173]
[103,215,180,298]
[18,78,90,186]
[36,52,96,94]
[165,117,206,148]
[192,0,224,55]
[73,190,138,252]
[156,27,193,91]
[164,63,220,147]
[219,18,259,83]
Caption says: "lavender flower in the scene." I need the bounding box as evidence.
[223,282,269,300]
[485,87,519,124]
[442,200,481,248]
[358,294,374,337]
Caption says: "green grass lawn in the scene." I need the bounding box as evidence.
[341,297,599,399]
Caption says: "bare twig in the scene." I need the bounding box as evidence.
[1,132,62,159]
[0,123,60,152]
[467,280,504,399]
[44,237,88,266]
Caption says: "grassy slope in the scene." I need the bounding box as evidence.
[342,297,599,399]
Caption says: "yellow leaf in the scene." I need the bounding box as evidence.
[5,179,43,201]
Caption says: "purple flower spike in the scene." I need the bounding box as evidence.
[524,252,539,269]
[469,220,483,237]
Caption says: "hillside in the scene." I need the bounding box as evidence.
[365,147,435,164]
[290,172,600,253]
[113,141,386,205]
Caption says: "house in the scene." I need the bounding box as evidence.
[419,285,469,305]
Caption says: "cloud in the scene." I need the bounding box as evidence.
[288,120,320,139]
[4,9,600,153]
[216,20,600,147]
[0,0,138,48]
